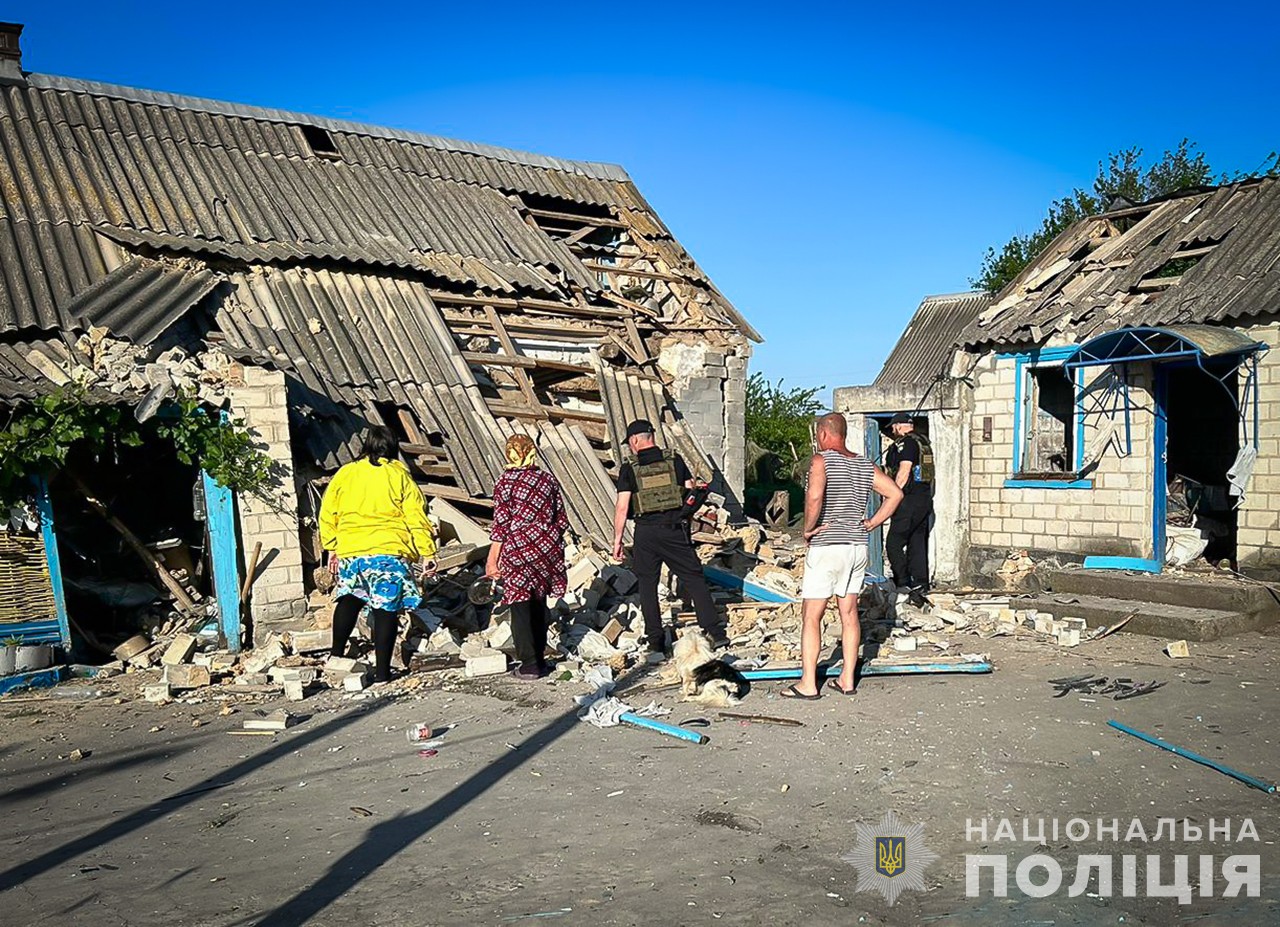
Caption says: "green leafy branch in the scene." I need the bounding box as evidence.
[0,386,278,510]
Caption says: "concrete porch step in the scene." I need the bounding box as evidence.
[1043,568,1276,615]
[1029,592,1270,642]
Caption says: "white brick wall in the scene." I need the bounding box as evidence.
[1238,321,1280,574]
[968,354,1153,559]
[228,365,307,628]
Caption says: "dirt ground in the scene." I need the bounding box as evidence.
[3,626,1279,926]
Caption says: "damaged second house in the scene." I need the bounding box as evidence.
[0,29,758,662]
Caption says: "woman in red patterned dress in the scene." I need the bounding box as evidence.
[485,434,569,679]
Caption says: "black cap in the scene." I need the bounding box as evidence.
[890,412,913,426]
[625,419,655,438]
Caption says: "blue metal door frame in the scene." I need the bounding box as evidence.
[202,471,242,652]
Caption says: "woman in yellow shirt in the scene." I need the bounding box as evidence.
[319,427,436,683]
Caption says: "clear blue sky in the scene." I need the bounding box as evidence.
[19,3,1280,400]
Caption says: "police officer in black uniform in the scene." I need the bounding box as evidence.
[612,420,728,655]
[884,412,934,607]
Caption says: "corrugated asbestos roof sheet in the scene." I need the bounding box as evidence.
[595,360,718,484]
[27,73,632,184]
[67,258,220,343]
[961,178,1280,348]
[491,418,625,548]
[874,291,991,385]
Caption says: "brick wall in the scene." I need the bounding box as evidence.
[228,365,307,632]
[1238,320,1280,576]
[659,339,750,499]
[967,352,1154,562]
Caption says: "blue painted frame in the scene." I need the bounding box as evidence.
[3,477,72,648]
[202,470,242,651]
[35,476,71,648]
[864,413,890,582]
[1002,347,1090,489]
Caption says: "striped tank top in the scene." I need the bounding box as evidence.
[810,449,875,546]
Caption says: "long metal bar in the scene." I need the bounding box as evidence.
[619,713,709,745]
[739,662,992,681]
[1108,720,1276,794]
[34,476,71,648]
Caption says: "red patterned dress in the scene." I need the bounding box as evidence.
[490,466,569,605]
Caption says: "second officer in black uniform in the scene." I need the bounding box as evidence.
[612,420,728,655]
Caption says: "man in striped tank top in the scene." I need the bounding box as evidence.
[783,413,902,700]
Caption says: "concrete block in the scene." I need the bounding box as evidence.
[600,618,625,645]
[164,664,211,690]
[459,638,488,659]
[485,620,514,652]
[1165,640,1190,659]
[341,673,367,692]
[243,710,292,731]
[242,640,287,674]
[288,629,331,654]
[142,683,172,703]
[284,679,307,701]
[1056,628,1081,647]
[566,556,601,592]
[113,634,151,662]
[161,633,198,666]
[236,673,269,686]
[602,565,638,595]
[891,636,918,653]
[269,666,318,684]
[323,656,365,674]
[210,653,238,672]
[464,649,508,677]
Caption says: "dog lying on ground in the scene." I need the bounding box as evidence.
[670,629,749,707]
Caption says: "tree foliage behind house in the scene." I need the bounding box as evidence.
[973,140,1278,295]
[743,374,825,518]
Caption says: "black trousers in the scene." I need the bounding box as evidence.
[887,492,932,591]
[632,521,721,644]
[509,598,549,667]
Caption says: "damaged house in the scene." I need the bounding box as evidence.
[843,177,1280,593]
[0,23,758,658]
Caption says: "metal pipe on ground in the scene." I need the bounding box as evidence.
[739,662,993,681]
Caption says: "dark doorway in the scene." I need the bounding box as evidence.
[1163,361,1239,565]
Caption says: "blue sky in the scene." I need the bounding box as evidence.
[20,3,1280,400]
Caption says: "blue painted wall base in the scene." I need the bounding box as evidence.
[704,566,798,604]
[1083,556,1161,573]
[0,665,65,696]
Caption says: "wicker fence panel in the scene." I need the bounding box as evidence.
[0,532,57,625]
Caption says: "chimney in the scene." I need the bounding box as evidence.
[0,23,24,83]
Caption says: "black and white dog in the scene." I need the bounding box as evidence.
[671,629,749,707]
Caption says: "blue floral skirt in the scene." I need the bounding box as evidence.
[335,555,422,612]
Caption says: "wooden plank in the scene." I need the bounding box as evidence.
[399,442,449,460]
[531,357,595,375]
[441,312,611,339]
[483,306,543,414]
[599,289,659,320]
[524,206,627,229]
[429,290,629,319]
[65,471,199,616]
[396,409,427,446]
[462,351,538,369]
[624,317,650,360]
[582,261,687,283]
[487,399,606,424]
[418,483,494,508]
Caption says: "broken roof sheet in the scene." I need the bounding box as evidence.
[874,291,991,385]
[960,178,1280,348]
[67,258,220,344]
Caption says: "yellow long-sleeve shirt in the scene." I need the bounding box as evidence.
[319,458,436,561]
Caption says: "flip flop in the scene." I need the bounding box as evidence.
[828,680,857,696]
[780,684,821,701]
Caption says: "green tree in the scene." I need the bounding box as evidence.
[743,374,825,520]
[973,140,1234,295]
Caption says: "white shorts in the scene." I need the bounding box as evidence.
[800,544,869,600]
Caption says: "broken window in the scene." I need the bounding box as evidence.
[1018,364,1076,475]
[298,123,341,159]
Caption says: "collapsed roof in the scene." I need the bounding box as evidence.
[0,71,758,545]
[960,177,1280,349]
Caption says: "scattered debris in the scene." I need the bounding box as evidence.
[1049,675,1166,700]
[1165,640,1191,659]
[243,709,292,732]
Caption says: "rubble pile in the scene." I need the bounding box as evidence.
[31,326,235,405]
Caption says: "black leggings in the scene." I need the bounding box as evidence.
[331,595,399,682]
[509,598,549,667]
